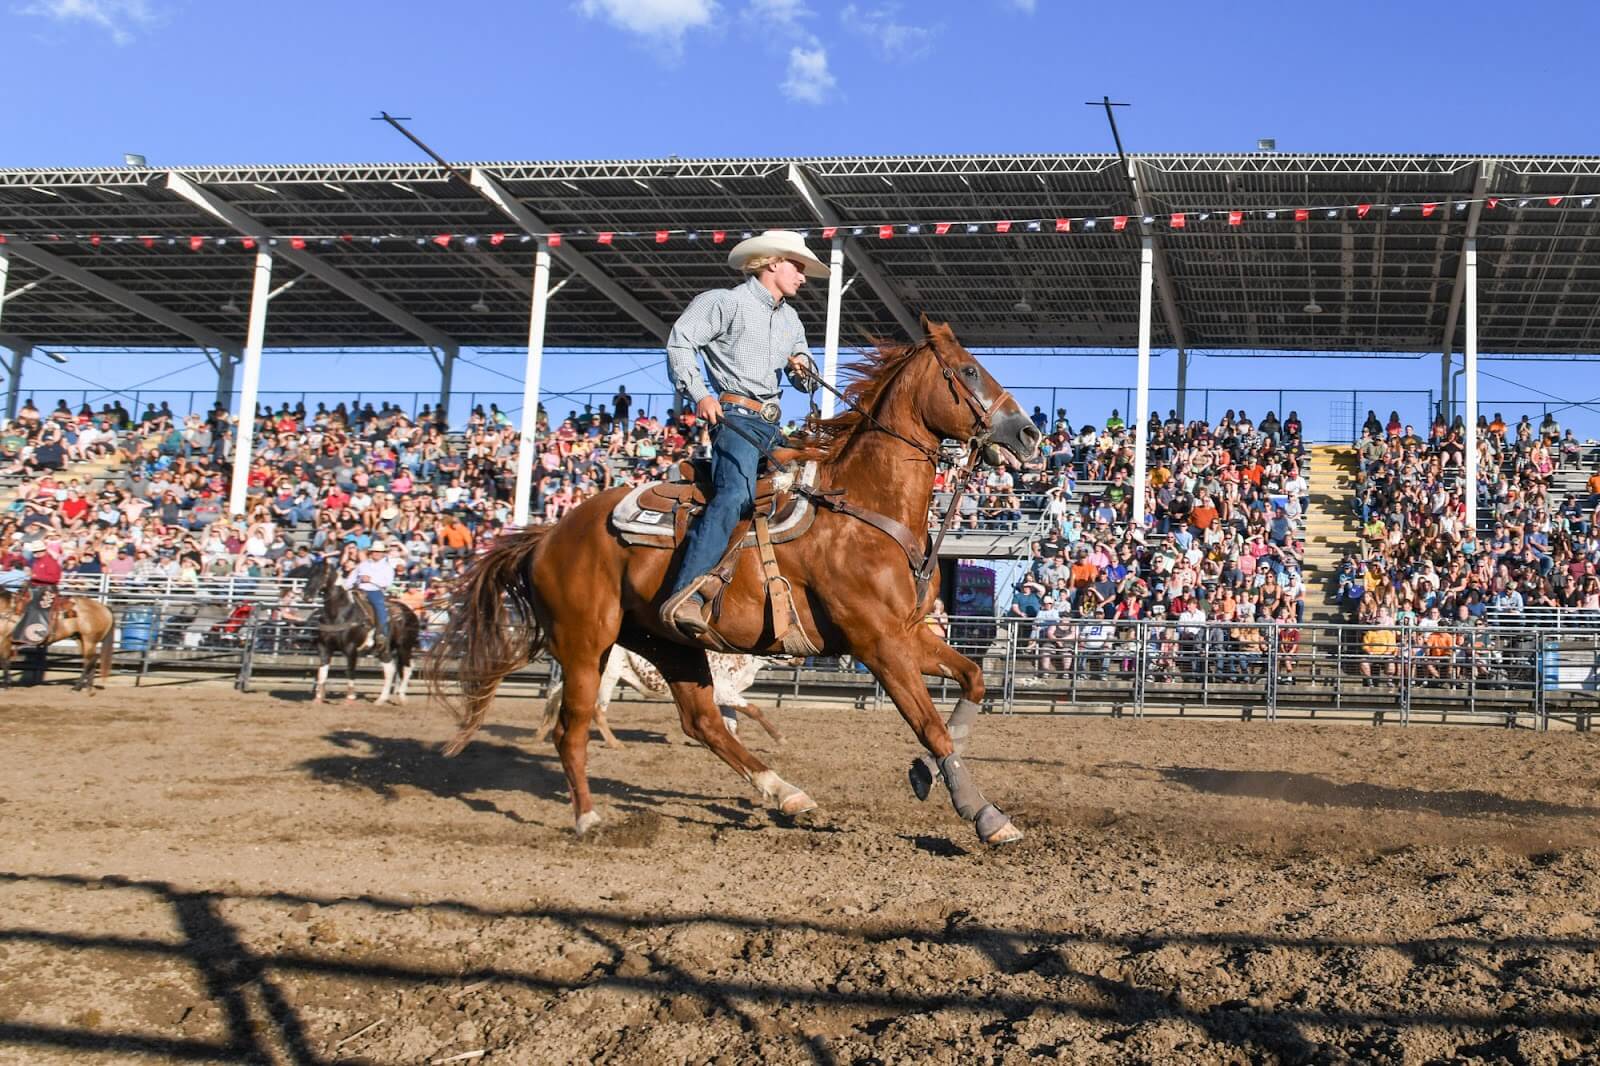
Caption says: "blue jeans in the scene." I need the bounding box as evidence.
[669,408,780,597]
[363,588,389,631]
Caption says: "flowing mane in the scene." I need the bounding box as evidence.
[790,339,926,464]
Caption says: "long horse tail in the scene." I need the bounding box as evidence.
[427,527,551,757]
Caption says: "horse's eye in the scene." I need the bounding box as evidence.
[962,366,979,378]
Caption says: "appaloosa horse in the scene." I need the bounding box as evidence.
[0,589,114,692]
[302,561,421,704]
[428,319,1040,844]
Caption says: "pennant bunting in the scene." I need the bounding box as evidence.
[90,234,101,246]
[490,232,505,246]
[935,222,951,235]
[1294,208,1309,222]
[1548,197,1563,207]
[547,234,562,248]
[822,226,836,239]
[1228,211,1243,226]
[1487,198,1499,209]
[1357,203,1371,219]
[655,230,669,243]
[878,224,893,240]
[996,220,1012,233]
[1422,203,1437,217]
[189,235,204,251]
[1055,218,1070,232]
[432,234,452,247]
[242,238,255,250]
[712,230,726,244]
[1170,213,1186,228]
[1113,216,1127,231]
[290,237,307,250]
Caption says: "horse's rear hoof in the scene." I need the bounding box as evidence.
[976,804,1023,846]
[779,791,817,816]
[574,810,601,836]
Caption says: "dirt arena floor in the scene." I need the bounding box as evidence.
[4,678,1600,1065]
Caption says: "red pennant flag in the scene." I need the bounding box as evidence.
[90,234,101,246]
[490,232,505,246]
[1357,203,1372,219]
[432,234,452,248]
[1293,208,1309,223]
[935,222,951,236]
[340,234,354,242]
[1112,216,1128,232]
[1487,197,1499,209]
[1227,211,1243,226]
[1422,203,1438,218]
[189,235,204,251]
[142,237,155,248]
[1548,197,1564,207]
[878,224,894,240]
[546,234,562,248]
[996,220,1012,234]
[1170,213,1186,229]
[290,237,307,250]
[822,226,837,239]
[655,230,669,244]
[0,234,7,244]
[597,232,613,245]
[712,230,726,244]
[1054,218,1070,232]
[241,238,256,250]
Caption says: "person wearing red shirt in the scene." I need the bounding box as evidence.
[13,538,62,646]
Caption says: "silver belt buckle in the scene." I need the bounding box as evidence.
[758,401,781,424]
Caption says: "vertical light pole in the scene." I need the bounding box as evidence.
[229,250,272,517]
[512,240,552,527]
[1132,237,1154,527]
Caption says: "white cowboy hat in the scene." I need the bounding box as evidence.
[23,539,45,553]
[727,230,830,278]
[366,540,387,551]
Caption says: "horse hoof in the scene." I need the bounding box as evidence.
[574,810,601,836]
[975,804,1023,846]
[779,791,818,816]
[345,694,359,702]
[908,755,939,802]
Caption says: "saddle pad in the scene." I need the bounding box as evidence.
[610,461,819,549]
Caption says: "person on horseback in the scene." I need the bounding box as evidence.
[12,536,62,647]
[659,229,827,640]
[341,540,394,650]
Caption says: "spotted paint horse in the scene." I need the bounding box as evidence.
[538,647,788,750]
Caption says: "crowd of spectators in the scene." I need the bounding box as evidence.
[1338,409,1600,627]
[1004,406,1307,621]
[0,386,712,594]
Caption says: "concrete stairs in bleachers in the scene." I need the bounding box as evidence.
[1302,445,1360,623]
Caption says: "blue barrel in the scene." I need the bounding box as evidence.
[119,606,156,651]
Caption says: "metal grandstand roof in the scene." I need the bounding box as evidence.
[2,153,1598,354]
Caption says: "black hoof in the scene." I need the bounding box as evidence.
[908,755,939,802]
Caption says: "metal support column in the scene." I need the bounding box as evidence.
[1174,347,1188,423]
[820,237,845,418]
[1464,239,1479,537]
[229,251,272,517]
[3,344,26,422]
[435,345,457,428]
[1439,351,1452,420]
[1132,238,1154,527]
[213,349,239,412]
[513,241,552,527]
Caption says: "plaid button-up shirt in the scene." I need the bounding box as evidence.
[665,276,811,405]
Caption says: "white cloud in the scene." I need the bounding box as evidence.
[15,0,157,44]
[782,45,835,105]
[746,0,808,23]
[840,3,936,61]
[577,0,719,51]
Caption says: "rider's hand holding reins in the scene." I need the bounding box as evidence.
[787,353,817,391]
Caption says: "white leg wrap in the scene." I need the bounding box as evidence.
[751,770,816,815]
[398,665,413,702]
[719,706,739,736]
[314,664,329,700]
[376,661,396,703]
[574,810,601,836]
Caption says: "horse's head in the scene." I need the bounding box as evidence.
[914,317,1041,468]
[302,559,336,603]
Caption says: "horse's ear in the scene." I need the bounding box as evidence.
[919,313,952,340]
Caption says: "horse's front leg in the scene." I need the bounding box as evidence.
[75,635,96,692]
[905,628,986,802]
[313,646,331,703]
[375,654,396,705]
[856,636,1020,846]
[345,648,359,701]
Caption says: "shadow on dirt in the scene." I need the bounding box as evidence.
[5,867,1600,1066]
[1150,765,1600,820]
[296,730,727,825]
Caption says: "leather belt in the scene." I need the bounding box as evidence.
[719,392,781,424]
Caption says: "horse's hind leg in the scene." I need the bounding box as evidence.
[552,650,606,835]
[857,636,1020,846]
[627,634,815,817]
[75,635,96,692]
[344,649,359,701]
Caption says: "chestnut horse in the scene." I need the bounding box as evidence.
[0,590,115,692]
[428,321,1041,844]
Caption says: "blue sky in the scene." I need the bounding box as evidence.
[3,0,1599,437]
